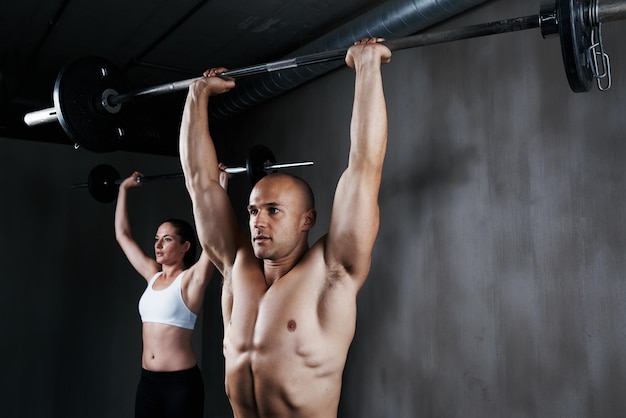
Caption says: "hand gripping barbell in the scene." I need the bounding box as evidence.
[24,0,626,153]
[72,145,314,203]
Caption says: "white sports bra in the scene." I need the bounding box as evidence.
[138,270,197,330]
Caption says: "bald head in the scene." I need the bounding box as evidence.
[252,173,315,211]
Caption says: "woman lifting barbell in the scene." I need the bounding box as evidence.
[114,165,229,418]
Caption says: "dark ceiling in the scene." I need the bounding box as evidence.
[0,0,486,155]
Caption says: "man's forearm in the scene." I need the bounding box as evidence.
[350,63,388,174]
[179,89,219,189]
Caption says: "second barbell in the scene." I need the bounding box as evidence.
[72,145,314,203]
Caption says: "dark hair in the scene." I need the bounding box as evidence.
[162,218,197,268]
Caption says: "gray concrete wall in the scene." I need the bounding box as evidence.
[2,0,626,417]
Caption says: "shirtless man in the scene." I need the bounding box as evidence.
[179,38,391,417]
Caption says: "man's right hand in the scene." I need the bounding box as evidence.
[345,38,391,70]
[191,67,236,96]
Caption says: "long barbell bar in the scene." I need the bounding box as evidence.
[24,0,626,129]
[101,15,541,105]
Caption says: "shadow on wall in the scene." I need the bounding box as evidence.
[380,136,479,201]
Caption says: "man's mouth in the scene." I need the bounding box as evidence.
[254,235,270,243]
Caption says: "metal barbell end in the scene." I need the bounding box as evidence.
[223,161,315,174]
[266,161,315,170]
[23,108,58,126]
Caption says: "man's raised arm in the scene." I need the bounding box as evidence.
[179,68,238,274]
[326,39,391,284]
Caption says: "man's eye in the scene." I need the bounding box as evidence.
[250,209,258,215]
[269,208,279,214]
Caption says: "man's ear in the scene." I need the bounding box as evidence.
[302,209,316,231]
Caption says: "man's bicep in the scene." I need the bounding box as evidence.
[327,171,380,275]
[191,182,240,272]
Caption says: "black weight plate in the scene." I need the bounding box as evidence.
[54,56,130,152]
[246,144,277,185]
[88,164,120,203]
[558,0,594,93]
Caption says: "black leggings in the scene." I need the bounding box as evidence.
[135,365,204,418]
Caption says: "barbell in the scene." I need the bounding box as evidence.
[24,0,626,153]
[72,144,314,202]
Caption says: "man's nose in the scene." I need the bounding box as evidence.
[253,213,267,228]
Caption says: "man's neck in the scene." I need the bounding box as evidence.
[263,246,309,286]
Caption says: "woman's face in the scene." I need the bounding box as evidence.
[154,222,189,266]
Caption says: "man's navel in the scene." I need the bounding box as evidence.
[287,319,297,332]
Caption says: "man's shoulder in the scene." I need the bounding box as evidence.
[301,236,328,263]
[299,237,352,279]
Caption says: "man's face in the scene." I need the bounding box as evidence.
[247,176,307,260]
